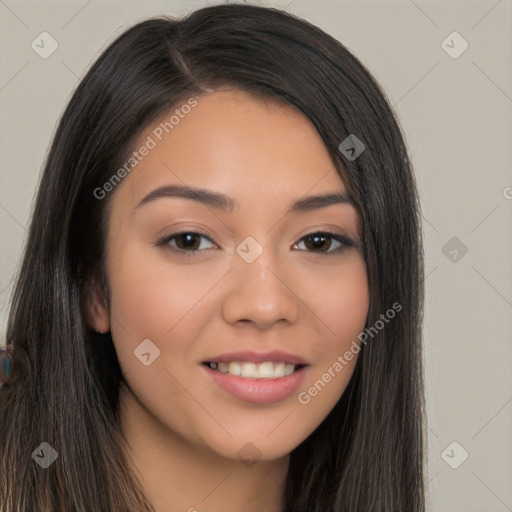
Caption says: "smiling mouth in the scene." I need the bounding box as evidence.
[203,361,306,379]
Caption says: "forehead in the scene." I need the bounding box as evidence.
[115,88,347,209]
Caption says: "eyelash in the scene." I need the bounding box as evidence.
[154,230,358,257]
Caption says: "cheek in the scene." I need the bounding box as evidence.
[297,254,368,406]
[107,235,217,333]
[105,237,220,378]
[304,253,369,341]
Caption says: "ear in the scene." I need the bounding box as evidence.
[84,276,110,334]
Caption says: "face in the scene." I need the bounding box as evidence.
[89,88,369,462]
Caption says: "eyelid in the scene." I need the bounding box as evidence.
[154,229,358,256]
[292,230,359,254]
[154,230,217,254]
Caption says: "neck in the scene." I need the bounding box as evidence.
[117,382,289,512]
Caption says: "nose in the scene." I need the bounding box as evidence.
[221,244,300,329]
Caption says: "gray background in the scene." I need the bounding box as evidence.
[1,1,511,510]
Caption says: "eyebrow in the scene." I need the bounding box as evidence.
[134,184,352,214]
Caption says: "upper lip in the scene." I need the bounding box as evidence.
[202,350,309,366]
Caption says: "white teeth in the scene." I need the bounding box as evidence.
[274,362,285,377]
[209,360,299,378]
[284,363,295,376]
[228,361,241,376]
[257,362,274,378]
[241,362,257,378]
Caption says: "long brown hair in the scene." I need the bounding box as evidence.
[0,4,425,511]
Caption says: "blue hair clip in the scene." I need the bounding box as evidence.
[0,347,16,385]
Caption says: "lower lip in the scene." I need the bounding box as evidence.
[202,364,307,404]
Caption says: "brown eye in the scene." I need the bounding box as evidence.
[174,232,202,250]
[303,233,332,252]
[155,231,216,255]
[294,231,357,255]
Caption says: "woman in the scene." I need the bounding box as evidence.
[0,4,425,511]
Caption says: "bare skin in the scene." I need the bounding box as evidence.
[87,88,369,512]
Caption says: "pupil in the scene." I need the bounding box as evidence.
[179,233,199,250]
[308,234,329,251]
